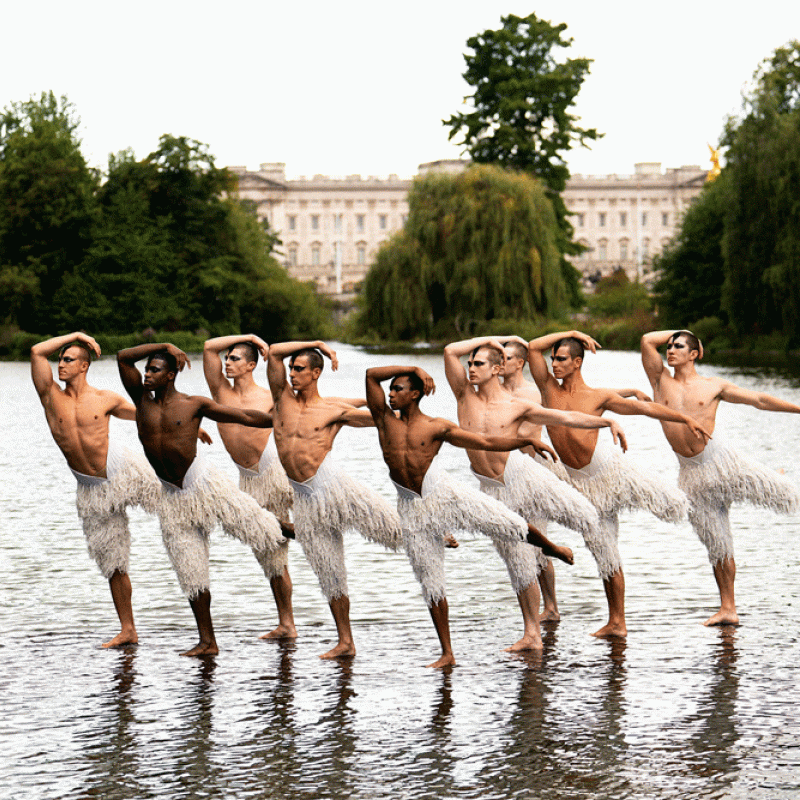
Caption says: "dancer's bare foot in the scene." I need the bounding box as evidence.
[444,534,459,548]
[260,623,298,640]
[505,633,543,652]
[181,640,219,657]
[320,642,356,659]
[703,609,739,627]
[102,630,138,648]
[427,653,456,668]
[539,609,561,622]
[551,545,573,565]
[591,622,627,639]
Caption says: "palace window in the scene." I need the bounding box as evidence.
[357,245,366,265]
[287,215,296,231]
[311,245,321,265]
[619,240,628,261]
[619,212,627,227]
[662,212,669,226]
[311,214,320,231]
[356,214,365,232]
[379,214,388,230]
[598,212,606,227]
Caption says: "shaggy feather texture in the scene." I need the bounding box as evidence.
[677,439,800,565]
[237,436,292,579]
[289,455,402,601]
[563,441,688,580]
[395,459,531,603]
[72,444,160,579]
[157,454,285,598]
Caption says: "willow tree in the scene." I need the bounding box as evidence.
[358,164,562,340]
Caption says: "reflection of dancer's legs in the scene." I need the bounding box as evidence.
[678,440,800,626]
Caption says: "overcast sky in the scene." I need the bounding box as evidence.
[4,1,799,179]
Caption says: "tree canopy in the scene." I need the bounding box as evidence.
[356,164,563,340]
[0,95,329,342]
[444,11,600,298]
[656,41,800,344]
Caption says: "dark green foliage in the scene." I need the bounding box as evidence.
[357,165,563,340]
[444,12,600,281]
[720,45,800,341]
[0,92,99,330]
[0,99,330,342]
[588,269,653,318]
[656,42,800,347]
[654,177,727,327]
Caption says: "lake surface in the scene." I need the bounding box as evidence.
[2,346,800,799]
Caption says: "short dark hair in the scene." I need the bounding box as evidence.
[147,350,178,374]
[502,341,527,361]
[397,371,425,398]
[552,337,585,360]
[471,345,502,367]
[230,341,259,364]
[59,341,94,364]
[669,330,701,356]
[291,348,324,372]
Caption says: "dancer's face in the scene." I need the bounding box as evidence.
[666,335,696,366]
[502,347,524,378]
[388,377,417,411]
[225,347,254,379]
[289,355,319,391]
[57,346,89,382]
[551,345,580,380]
[468,347,500,385]
[143,358,174,390]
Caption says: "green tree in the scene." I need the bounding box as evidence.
[444,12,601,302]
[0,92,98,331]
[654,175,728,327]
[357,164,562,340]
[720,41,800,340]
[89,136,328,338]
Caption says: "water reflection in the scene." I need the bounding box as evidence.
[175,657,219,798]
[81,647,140,800]
[3,351,800,799]
[685,628,740,789]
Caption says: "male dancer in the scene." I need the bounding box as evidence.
[641,329,800,625]
[528,330,711,638]
[501,339,652,619]
[31,332,160,647]
[118,342,288,656]
[366,364,574,667]
[267,341,402,659]
[204,334,295,639]
[445,335,624,649]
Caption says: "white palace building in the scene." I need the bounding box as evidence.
[229,160,707,297]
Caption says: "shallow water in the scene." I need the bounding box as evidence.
[2,347,800,799]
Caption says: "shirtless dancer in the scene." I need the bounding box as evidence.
[642,329,800,626]
[528,330,711,638]
[445,336,625,649]
[366,364,575,667]
[267,341,402,659]
[204,335,295,639]
[118,342,288,656]
[31,332,160,647]
[501,339,653,619]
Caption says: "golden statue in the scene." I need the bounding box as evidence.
[707,143,722,182]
